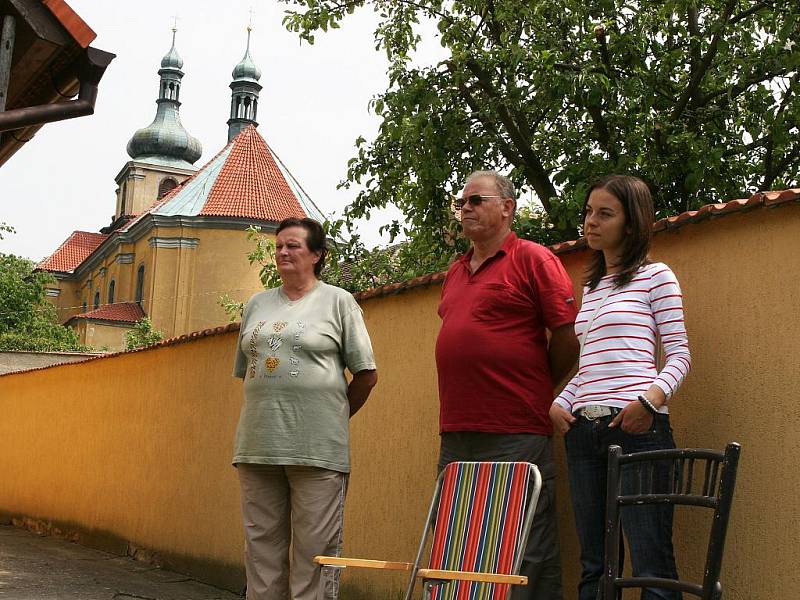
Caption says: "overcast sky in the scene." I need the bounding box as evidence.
[0,0,445,261]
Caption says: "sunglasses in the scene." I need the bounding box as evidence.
[454,194,504,208]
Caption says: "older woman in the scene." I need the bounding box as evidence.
[232,217,377,600]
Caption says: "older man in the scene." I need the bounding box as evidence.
[435,170,579,599]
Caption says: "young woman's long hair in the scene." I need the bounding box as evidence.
[583,175,655,290]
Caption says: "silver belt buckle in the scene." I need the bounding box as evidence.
[580,405,612,420]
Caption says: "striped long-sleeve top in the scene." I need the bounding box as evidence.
[553,262,691,413]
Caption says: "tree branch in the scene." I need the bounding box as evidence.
[763,143,800,190]
[687,3,701,69]
[594,24,614,79]
[729,0,776,25]
[455,59,558,208]
[484,0,504,46]
[697,66,791,108]
[586,104,616,159]
[721,134,772,158]
[671,0,736,121]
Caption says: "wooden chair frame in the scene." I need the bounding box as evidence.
[602,442,741,600]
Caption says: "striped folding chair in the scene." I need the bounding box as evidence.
[316,461,542,600]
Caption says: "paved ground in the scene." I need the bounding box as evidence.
[0,525,242,599]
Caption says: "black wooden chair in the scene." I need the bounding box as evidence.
[602,442,741,600]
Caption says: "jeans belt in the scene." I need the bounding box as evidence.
[577,405,619,420]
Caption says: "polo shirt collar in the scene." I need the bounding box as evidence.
[459,231,518,265]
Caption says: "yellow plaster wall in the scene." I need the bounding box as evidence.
[3,202,799,598]
[75,321,130,352]
[135,226,272,336]
[51,226,268,342]
[51,242,138,324]
[51,279,82,322]
[117,164,193,217]
[182,227,274,333]
[0,334,245,588]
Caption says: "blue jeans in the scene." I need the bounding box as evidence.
[564,413,681,600]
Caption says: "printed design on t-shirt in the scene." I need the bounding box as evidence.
[273,321,288,332]
[264,330,284,376]
[287,321,306,378]
[265,356,280,373]
[248,320,267,378]
[267,334,283,353]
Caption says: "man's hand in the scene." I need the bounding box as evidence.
[608,401,654,434]
[549,404,576,434]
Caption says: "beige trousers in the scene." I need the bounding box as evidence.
[238,464,348,600]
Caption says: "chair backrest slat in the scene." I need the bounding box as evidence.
[427,462,535,600]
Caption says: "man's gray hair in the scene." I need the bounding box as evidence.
[465,170,516,200]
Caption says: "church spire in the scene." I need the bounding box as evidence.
[227,25,263,142]
[126,26,202,168]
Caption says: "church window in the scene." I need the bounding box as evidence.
[158,177,178,199]
[135,265,145,307]
[93,291,100,310]
[120,181,128,215]
[82,301,87,313]
[108,280,116,305]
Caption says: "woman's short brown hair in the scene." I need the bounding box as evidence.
[583,175,655,290]
[276,217,327,277]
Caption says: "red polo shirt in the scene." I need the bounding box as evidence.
[436,232,577,435]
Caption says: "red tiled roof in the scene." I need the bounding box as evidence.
[67,302,145,324]
[42,0,97,48]
[549,188,800,255]
[200,126,307,221]
[353,188,800,301]
[37,231,108,273]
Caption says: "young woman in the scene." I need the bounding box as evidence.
[550,175,691,600]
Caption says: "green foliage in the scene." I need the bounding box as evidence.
[245,226,282,290]
[124,318,164,350]
[0,252,89,352]
[219,293,245,323]
[322,216,465,292]
[513,204,565,247]
[282,0,800,275]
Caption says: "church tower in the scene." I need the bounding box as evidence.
[227,27,262,142]
[112,29,202,223]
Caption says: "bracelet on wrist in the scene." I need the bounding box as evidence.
[637,395,658,415]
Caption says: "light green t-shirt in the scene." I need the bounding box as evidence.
[232,281,376,473]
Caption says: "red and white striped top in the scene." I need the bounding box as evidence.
[554,262,691,413]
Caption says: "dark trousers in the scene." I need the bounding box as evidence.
[564,413,681,600]
[439,432,563,600]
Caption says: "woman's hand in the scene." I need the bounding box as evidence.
[549,404,576,434]
[608,401,654,433]
[347,369,378,417]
